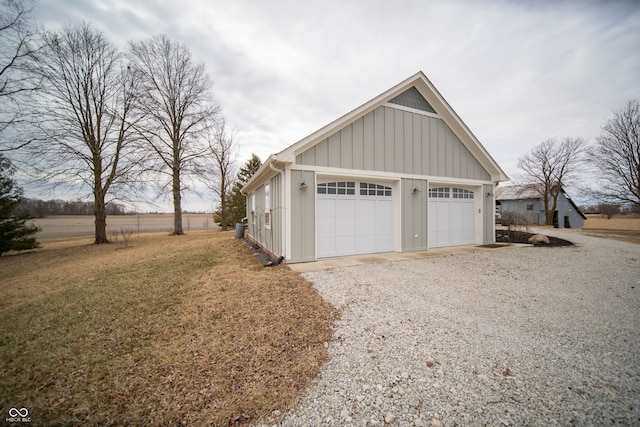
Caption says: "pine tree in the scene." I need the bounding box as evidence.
[0,154,41,255]
[214,154,262,226]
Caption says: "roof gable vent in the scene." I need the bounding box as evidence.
[388,86,436,113]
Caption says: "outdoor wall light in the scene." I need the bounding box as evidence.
[299,181,309,191]
[412,187,421,195]
[486,191,494,197]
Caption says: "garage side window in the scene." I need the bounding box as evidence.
[317,182,355,195]
[264,183,270,228]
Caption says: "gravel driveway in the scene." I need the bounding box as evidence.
[261,229,640,426]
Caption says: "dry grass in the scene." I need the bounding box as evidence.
[581,214,640,244]
[0,231,336,426]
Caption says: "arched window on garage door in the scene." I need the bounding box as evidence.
[360,182,392,196]
[317,181,356,195]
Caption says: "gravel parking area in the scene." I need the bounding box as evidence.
[261,229,640,426]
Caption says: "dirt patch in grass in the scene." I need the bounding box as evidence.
[0,231,337,426]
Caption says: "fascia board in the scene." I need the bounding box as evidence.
[241,155,275,194]
[413,75,509,183]
[241,156,292,194]
[279,72,426,161]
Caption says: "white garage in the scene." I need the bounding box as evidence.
[428,187,476,248]
[242,72,508,263]
[317,180,394,258]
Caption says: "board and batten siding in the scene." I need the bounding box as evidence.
[247,174,284,257]
[483,184,495,244]
[296,105,490,181]
[401,178,429,251]
[289,170,316,263]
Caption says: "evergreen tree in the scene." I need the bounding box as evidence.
[0,154,40,255]
[214,154,261,226]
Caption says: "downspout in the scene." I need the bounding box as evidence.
[269,160,285,260]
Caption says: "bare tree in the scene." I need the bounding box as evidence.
[26,24,141,243]
[206,118,237,231]
[588,100,640,212]
[128,35,220,235]
[0,0,42,150]
[598,203,620,219]
[518,138,585,225]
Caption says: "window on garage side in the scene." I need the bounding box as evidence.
[317,182,355,195]
[264,183,270,228]
[360,182,392,196]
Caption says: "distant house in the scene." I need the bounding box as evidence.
[241,71,508,264]
[495,184,586,228]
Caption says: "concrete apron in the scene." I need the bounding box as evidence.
[288,243,525,273]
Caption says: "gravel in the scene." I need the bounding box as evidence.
[258,229,640,427]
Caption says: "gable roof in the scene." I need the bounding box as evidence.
[496,184,587,219]
[243,71,508,194]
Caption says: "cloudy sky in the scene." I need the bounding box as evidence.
[31,0,640,210]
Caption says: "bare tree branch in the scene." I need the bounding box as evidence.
[0,0,42,150]
[517,137,586,225]
[588,100,640,212]
[128,34,220,235]
[203,118,237,230]
[22,23,144,243]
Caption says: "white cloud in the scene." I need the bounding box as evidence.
[30,0,640,210]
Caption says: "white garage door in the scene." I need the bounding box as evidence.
[428,187,475,248]
[317,181,393,258]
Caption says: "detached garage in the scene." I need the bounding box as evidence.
[242,71,508,263]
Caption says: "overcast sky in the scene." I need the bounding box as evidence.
[31,0,640,210]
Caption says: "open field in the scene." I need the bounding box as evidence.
[0,231,336,426]
[32,214,216,242]
[582,214,640,244]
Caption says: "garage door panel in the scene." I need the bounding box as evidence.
[358,234,376,251]
[318,236,334,254]
[336,220,355,236]
[317,181,394,258]
[429,187,476,248]
[336,199,356,217]
[376,232,393,249]
[375,201,393,227]
[335,235,356,253]
[317,199,335,218]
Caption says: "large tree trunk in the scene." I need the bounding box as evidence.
[94,191,108,244]
[93,152,109,244]
[219,175,227,231]
[172,165,184,235]
[544,204,554,225]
